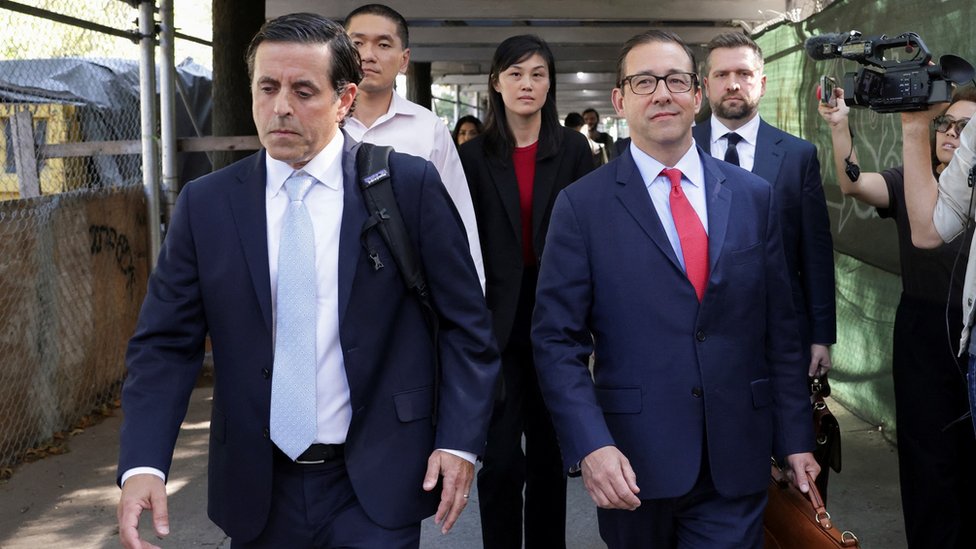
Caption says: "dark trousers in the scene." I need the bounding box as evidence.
[892,295,976,549]
[478,268,567,549]
[597,448,765,549]
[232,450,421,549]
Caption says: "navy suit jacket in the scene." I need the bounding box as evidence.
[118,133,500,541]
[532,147,814,499]
[694,120,836,348]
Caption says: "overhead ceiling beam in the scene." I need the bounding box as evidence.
[410,45,622,63]
[408,26,741,46]
[268,0,785,22]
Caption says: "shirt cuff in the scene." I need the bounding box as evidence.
[121,467,166,487]
[438,448,476,465]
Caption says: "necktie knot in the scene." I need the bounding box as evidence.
[661,167,683,190]
[725,132,743,146]
[285,171,315,203]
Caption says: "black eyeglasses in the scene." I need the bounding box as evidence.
[933,115,970,134]
[619,72,698,95]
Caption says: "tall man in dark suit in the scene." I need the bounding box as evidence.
[694,32,836,379]
[532,30,820,548]
[116,13,499,549]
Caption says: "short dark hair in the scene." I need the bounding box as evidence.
[245,12,364,98]
[564,112,585,130]
[483,35,563,161]
[344,3,409,49]
[704,32,764,74]
[582,108,599,118]
[615,30,698,89]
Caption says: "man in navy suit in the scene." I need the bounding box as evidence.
[694,32,836,379]
[116,13,499,548]
[532,30,819,548]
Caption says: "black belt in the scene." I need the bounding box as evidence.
[295,443,345,464]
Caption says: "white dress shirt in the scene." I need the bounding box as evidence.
[630,141,708,270]
[708,114,761,172]
[345,92,486,292]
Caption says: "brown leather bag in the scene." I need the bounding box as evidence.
[764,464,860,548]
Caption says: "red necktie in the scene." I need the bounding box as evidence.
[662,168,708,301]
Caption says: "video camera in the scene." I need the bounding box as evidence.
[804,31,975,113]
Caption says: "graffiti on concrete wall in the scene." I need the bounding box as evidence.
[88,224,135,292]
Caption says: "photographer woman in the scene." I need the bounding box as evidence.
[458,35,593,549]
[818,86,976,549]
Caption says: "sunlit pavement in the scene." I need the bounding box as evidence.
[0,385,905,548]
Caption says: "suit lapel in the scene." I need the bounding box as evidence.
[530,149,559,252]
[486,154,522,244]
[699,150,732,274]
[614,151,683,271]
[228,152,273,333]
[752,121,784,186]
[338,135,366,325]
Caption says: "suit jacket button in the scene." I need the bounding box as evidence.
[261,368,270,379]
[695,330,706,342]
[263,427,270,438]
[691,387,703,398]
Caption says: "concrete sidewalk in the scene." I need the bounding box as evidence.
[0,384,905,548]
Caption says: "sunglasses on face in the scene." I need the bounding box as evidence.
[933,115,970,134]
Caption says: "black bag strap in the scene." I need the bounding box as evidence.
[356,142,442,425]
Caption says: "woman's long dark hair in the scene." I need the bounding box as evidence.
[452,115,484,145]
[482,35,562,161]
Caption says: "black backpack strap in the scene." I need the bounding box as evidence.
[356,142,442,425]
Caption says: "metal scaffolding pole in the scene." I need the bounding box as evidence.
[138,0,161,269]
[159,0,178,225]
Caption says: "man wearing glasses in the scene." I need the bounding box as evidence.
[532,30,819,548]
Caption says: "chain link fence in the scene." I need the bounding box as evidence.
[0,0,212,474]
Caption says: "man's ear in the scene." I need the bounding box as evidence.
[337,83,358,120]
[611,87,625,116]
[398,48,410,75]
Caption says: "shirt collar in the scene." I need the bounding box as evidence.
[388,91,416,119]
[631,142,704,189]
[347,91,417,132]
[709,113,761,147]
[265,130,345,197]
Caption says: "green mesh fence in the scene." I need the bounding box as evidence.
[753,0,976,440]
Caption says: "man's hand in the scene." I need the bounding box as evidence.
[808,344,832,378]
[117,474,169,549]
[422,450,474,534]
[784,452,821,494]
[581,446,641,510]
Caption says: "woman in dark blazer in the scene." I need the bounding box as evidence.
[459,35,594,549]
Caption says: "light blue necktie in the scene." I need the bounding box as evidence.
[270,171,318,461]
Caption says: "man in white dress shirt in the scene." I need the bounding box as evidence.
[343,3,485,290]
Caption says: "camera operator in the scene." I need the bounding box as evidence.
[819,85,976,549]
